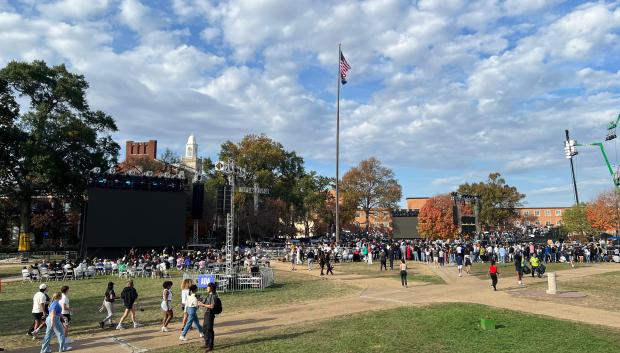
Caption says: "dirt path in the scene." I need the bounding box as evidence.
[9,262,620,353]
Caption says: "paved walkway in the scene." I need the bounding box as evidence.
[9,262,620,353]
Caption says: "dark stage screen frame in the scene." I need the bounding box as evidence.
[392,216,419,239]
[84,188,186,248]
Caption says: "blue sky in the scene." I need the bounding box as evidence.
[2,0,620,207]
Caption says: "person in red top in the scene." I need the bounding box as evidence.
[489,260,499,291]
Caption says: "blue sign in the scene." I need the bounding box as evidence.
[197,275,215,288]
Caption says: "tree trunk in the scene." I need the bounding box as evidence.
[365,209,370,234]
[20,197,32,234]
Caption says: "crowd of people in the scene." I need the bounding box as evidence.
[18,233,619,353]
[284,233,620,290]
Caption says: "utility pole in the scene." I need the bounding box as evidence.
[564,130,580,204]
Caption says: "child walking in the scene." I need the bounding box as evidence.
[489,260,499,291]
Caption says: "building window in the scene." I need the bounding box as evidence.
[545,221,551,226]
[556,210,562,216]
[557,220,562,226]
[545,210,551,216]
[524,210,530,216]
[535,221,540,226]
[535,210,540,216]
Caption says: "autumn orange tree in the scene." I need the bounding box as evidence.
[418,194,459,239]
[586,189,620,233]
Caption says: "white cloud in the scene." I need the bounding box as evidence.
[119,0,159,33]
[37,0,110,20]
[3,0,620,207]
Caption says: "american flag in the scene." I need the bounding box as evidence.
[340,50,351,85]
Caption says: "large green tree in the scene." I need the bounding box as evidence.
[457,173,524,230]
[217,134,306,238]
[341,157,402,233]
[292,172,332,237]
[0,60,119,235]
[562,203,597,240]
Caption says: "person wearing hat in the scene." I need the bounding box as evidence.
[28,283,49,338]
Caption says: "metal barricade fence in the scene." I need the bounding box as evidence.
[0,251,78,261]
[182,266,275,293]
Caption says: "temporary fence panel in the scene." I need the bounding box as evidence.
[182,266,275,293]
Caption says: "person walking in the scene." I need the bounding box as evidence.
[530,253,541,278]
[100,282,116,329]
[307,249,315,271]
[179,285,204,341]
[29,283,49,338]
[160,281,173,332]
[116,280,140,330]
[290,245,297,271]
[326,252,334,275]
[199,282,220,352]
[318,251,325,276]
[388,246,395,270]
[59,286,73,344]
[41,292,71,352]
[514,251,524,285]
[180,279,193,331]
[456,254,464,277]
[379,250,387,271]
[489,260,499,291]
[399,259,408,288]
[464,252,472,274]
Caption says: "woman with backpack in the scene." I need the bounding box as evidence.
[199,282,221,352]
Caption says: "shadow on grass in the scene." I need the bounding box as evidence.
[216,330,316,349]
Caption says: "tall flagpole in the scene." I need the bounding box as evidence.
[335,43,341,244]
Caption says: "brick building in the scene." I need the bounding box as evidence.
[125,140,157,160]
[354,208,393,231]
[515,207,567,228]
[406,197,430,210]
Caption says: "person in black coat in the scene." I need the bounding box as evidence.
[116,280,140,329]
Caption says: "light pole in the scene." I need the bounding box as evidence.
[215,160,247,275]
[564,130,580,204]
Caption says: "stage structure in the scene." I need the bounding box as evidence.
[450,192,481,236]
[214,159,247,275]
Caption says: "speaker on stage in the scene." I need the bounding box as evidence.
[452,205,458,226]
[216,184,232,215]
[192,183,204,219]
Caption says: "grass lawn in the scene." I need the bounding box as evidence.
[0,269,357,349]
[0,264,25,279]
[525,270,620,312]
[157,303,620,353]
[467,261,589,279]
[333,261,445,284]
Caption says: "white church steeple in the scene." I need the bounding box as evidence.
[181,133,202,173]
[186,133,197,158]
